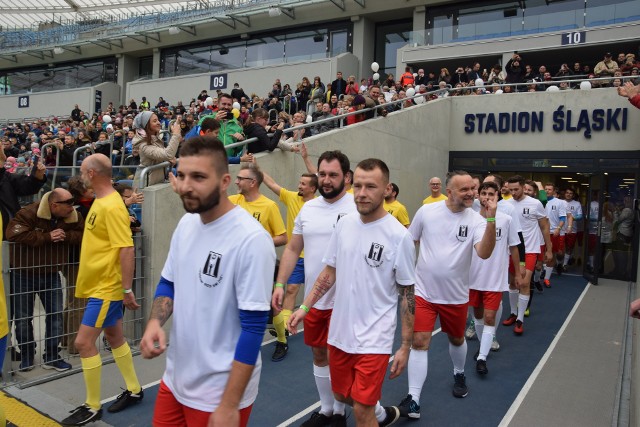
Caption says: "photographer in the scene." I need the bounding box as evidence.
[506,53,526,87]
[215,93,246,161]
[243,108,285,154]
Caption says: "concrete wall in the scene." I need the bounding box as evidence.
[126,53,360,106]
[92,82,121,114]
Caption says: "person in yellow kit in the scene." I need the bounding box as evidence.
[259,163,318,362]
[384,183,410,227]
[62,154,143,426]
[0,215,7,426]
[422,177,448,204]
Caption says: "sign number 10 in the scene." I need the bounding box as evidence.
[562,31,586,45]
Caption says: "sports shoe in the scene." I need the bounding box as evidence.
[491,335,500,351]
[476,359,488,375]
[533,281,544,293]
[331,413,347,427]
[61,405,102,426]
[524,308,530,317]
[544,279,551,288]
[43,359,72,372]
[107,388,144,413]
[398,394,420,419]
[379,406,400,426]
[502,313,517,326]
[18,355,34,372]
[301,411,332,427]
[271,342,288,362]
[465,319,476,340]
[452,373,468,398]
[514,320,524,335]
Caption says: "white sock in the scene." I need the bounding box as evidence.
[564,253,571,265]
[375,403,386,422]
[408,349,428,404]
[495,301,503,334]
[313,364,334,416]
[544,265,553,280]
[517,295,530,322]
[333,401,345,416]
[533,269,541,282]
[474,317,484,339]
[589,255,594,266]
[509,289,519,315]
[478,325,495,360]
[449,341,467,374]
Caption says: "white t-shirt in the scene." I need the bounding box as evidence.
[161,207,276,412]
[323,213,416,354]
[294,192,357,310]
[565,200,583,233]
[469,211,520,292]
[409,202,486,304]
[545,197,567,235]
[510,195,546,253]
[588,201,599,234]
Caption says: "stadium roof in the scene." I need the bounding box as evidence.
[0,0,271,30]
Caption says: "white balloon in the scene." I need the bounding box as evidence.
[580,81,592,90]
[474,78,484,87]
[205,96,214,106]
[373,73,380,81]
[406,88,416,97]
[371,62,379,72]
[414,96,425,104]
[494,89,503,94]
[546,85,560,92]
[306,115,313,123]
[102,115,112,123]
[233,102,241,110]
[413,73,418,77]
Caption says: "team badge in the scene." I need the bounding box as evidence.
[365,242,385,268]
[456,225,469,242]
[199,251,224,288]
[496,227,503,241]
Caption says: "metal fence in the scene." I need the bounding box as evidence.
[0,233,147,389]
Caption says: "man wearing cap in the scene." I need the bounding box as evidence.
[595,53,619,78]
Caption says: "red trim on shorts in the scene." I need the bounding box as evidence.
[468,289,502,311]
[153,380,252,427]
[303,308,332,348]
[414,296,467,337]
[328,345,389,406]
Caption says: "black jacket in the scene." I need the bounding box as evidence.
[244,123,283,153]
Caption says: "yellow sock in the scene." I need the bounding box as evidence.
[112,342,141,394]
[81,354,102,410]
[282,309,293,328]
[273,312,287,343]
[0,401,5,427]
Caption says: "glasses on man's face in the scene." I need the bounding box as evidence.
[430,183,441,187]
[236,176,254,182]
[54,198,75,206]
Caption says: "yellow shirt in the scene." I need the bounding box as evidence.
[502,194,513,200]
[0,215,8,337]
[384,200,410,226]
[347,188,354,194]
[279,189,313,257]
[229,194,286,238]
[76,191,133,300]
[422,194,448,204]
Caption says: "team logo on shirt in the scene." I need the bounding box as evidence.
[496,227,503,241]
[199,251,223,288]
[551,205,556,210]
[333,213,347,228]
[253,212,261,221]
[521,207,531,219]
[365,242,385,268]
[87,212,97,228]
[456,225,469,242]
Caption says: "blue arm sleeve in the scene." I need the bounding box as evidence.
[559,216,567,223]
[228,156,241,164]
[154,276,174,299]
[235,310,269,365]
[573,213,583,220]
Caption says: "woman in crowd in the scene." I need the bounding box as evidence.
[310,76,325,102]
[438,67,452,84]
[243,108,286,154]
[296,77,311,112]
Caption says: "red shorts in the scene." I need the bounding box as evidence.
[328,345,389,406]
[468,289,502,311]
[153,380,253,427]
[565,233,577,250]
[304,308,332,348]
[414,296,467,337]
[550,234,565,253]
[588,234,598,254]
[524,253,540,272]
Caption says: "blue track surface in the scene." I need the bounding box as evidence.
[100,274,587,427]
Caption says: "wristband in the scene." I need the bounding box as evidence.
[300,304,310,313]
[274,283,284,288]
[519,262,526,266]
[486,217,496,222]
[123,288,132,294]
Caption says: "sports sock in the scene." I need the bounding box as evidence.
[281,309,293,330]
[112,342,142,394]
[544,265,553,280]
[333,400,346,416]
[495,302,503,334]
[375,403,386,422]
[533,269,541,283]
[564,253,571,265]
[517,295,530,322]
[589,255,594,267]
[313,364,334,416]
[408,349,428,403]
[478,325,495,361]
[508,289,519,315]
[449,341,467,375]
[272,312,287,344]
[81,354,103,410]
[474,317,484,340]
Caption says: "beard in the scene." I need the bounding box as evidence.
[318,179,345,200]
[356,198,383,216]
[180,184,221,214]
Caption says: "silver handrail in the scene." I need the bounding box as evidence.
[71,145,95,176]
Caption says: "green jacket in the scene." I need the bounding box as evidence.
[218,118,244,157]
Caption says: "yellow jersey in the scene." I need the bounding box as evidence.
[422,194,448,204]
[228,194,286,238]
[0,215,8,337]
[384,200,410,226]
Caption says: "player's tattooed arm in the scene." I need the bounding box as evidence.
[398,284,415,348]
[150,296,174,326]
[304,265,336,308]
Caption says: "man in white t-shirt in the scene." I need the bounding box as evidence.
[563,187,583,268]
[140,136,276,427]
[289,158,415,427]
[272,150,358,427]
[469,181,524,375]
[542,183,567,284]
[398,171,497,420]
[502,175,552,336]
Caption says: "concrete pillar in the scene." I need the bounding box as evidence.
[117,54,138,103]
[153,48,161,80]
[351,16,375,81]
[413,5,426,46]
